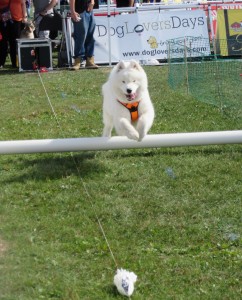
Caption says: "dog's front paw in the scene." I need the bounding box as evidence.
[126,130,139,141]
[138,134,145,142]
[137,129,146,142]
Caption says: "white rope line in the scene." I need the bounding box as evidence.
[37,70,119,269]
[37,71,61,130]
[77,171,119,269]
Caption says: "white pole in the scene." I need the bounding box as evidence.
[107,0,112,67]
[62,14,71,66]
[0,131,242,155]
[65,16,74,66]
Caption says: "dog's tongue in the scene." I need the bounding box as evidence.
[127,93,136,101]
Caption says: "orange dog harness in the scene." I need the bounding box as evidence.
[118,100,140,122]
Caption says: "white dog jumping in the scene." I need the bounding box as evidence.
[102,60,154,141]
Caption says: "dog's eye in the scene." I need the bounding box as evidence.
[133,80,136,82]
[122,81,125,83]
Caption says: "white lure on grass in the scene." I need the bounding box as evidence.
[114,268,137,297]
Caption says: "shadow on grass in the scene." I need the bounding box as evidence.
[108,145,241,159]
[2,145,240,184]
[2,152,107,183]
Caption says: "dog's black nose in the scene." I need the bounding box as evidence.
[126,88,132,94]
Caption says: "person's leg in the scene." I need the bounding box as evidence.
[72,12,88,69]
[8,20,22,68]
[73,12,88,59]
[84,11,95,58]
[85,11,98,69]
[0,22,8,67]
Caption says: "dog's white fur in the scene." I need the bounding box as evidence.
[102,60,154,141]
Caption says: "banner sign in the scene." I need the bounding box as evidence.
[211,4,242,38]
[216,9,242,56]
[94,10,209,63]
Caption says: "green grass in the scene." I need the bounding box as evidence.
[0,64,241,300]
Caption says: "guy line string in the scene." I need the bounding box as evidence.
[37,70,119,270]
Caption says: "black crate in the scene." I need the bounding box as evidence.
[17,38,53,72]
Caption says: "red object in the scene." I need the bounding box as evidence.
[231,22,241,29]
[40,66,48,73]
[94,12,119,16]
[0,32,2,41]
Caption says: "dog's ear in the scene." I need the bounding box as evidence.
[116,60,126,72]
[129,60,142,71]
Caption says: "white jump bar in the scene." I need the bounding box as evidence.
[0,131,242,155]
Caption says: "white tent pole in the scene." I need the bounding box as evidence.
[0,131,241,155]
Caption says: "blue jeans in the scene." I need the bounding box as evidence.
[73,11,96,59]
